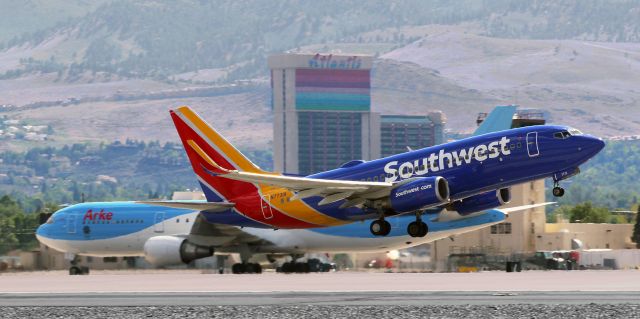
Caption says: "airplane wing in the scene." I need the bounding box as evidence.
[186,214,288,252]
[137,200,234,212]
[187,139,393,207]
[435,202,555,222]
[498,202,555,214]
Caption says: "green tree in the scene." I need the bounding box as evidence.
[568,202,611,223]
[0,195,23,254]
[632,206,640,248]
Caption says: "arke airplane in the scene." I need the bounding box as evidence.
[36,201,547,274]
[157,106,604,237]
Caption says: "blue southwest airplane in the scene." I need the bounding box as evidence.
[144,106,604,238]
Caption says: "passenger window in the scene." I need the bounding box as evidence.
[176,219,180,223]
[373,176,378,182]
[517,142,522,148]
[186,218,190,223]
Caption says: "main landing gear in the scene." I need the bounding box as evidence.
[231,262,262,274]
[407,215,428,238]
[370,219,391,236]
[370,215,429,238]
[552,181,565,197]
[230,245,262,274]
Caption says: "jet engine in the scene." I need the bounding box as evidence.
[388,176,450,213]
[448,188,511,216]
[143,236,213,267]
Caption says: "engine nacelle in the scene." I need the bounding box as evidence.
[389,177,450,213]
[143,236,213,267]
[449,188,511,216]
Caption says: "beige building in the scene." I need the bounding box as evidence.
[430,180,546,271]
[541,222,634,251]
[430,181,636,272]
[20,244,135,271]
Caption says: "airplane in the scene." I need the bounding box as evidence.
[150,106,604,238]
[35,201,549,275]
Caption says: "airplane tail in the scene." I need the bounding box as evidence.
[170,106,266,202]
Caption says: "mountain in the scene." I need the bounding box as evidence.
[1,0,640,150]
[3,1,640,81]
[382,28,640,135]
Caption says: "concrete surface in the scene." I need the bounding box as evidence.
[1,270,639,293]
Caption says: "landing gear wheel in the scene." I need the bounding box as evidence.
[250,263,262,274]
[407,221,428,237]
[231,263,245,274]
[69,266,81,275]
[281,262,294,273]
[370,219,391,236]
[419,222,429,237]
[552,186,565,197]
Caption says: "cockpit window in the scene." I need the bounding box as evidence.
[554,130,572,139]
[46,216,54,224]
[569,128,583,136]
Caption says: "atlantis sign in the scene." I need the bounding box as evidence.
[308,54,362,69]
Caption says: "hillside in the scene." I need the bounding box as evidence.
[3,1,640,82]
[383,30,640,135]
[0,2,639,149]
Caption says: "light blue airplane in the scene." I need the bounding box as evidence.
[36,201,546,274]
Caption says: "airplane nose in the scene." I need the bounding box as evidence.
[36,223,49,238]
[581,135,605,157]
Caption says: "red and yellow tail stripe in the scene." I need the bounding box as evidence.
[171,106,347,228]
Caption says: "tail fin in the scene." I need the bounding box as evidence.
[170,106,266,201]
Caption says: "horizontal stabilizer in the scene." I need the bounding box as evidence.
[137,201,234,212]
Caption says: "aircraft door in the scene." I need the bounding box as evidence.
[67,214,77,234]
[154,212,165,233]
[260,195,274,220]
[526,132,540,157]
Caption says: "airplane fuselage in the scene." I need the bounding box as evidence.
[200,125,604,228]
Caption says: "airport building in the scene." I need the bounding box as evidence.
[268,53,445,174]
[380,114,446,157]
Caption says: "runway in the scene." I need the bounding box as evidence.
[0,270,639,306]
[1,291,640,306]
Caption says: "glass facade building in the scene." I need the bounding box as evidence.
[380,114,446,157]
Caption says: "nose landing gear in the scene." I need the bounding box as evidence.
[68,255,89,275]
[552,181,565,197]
